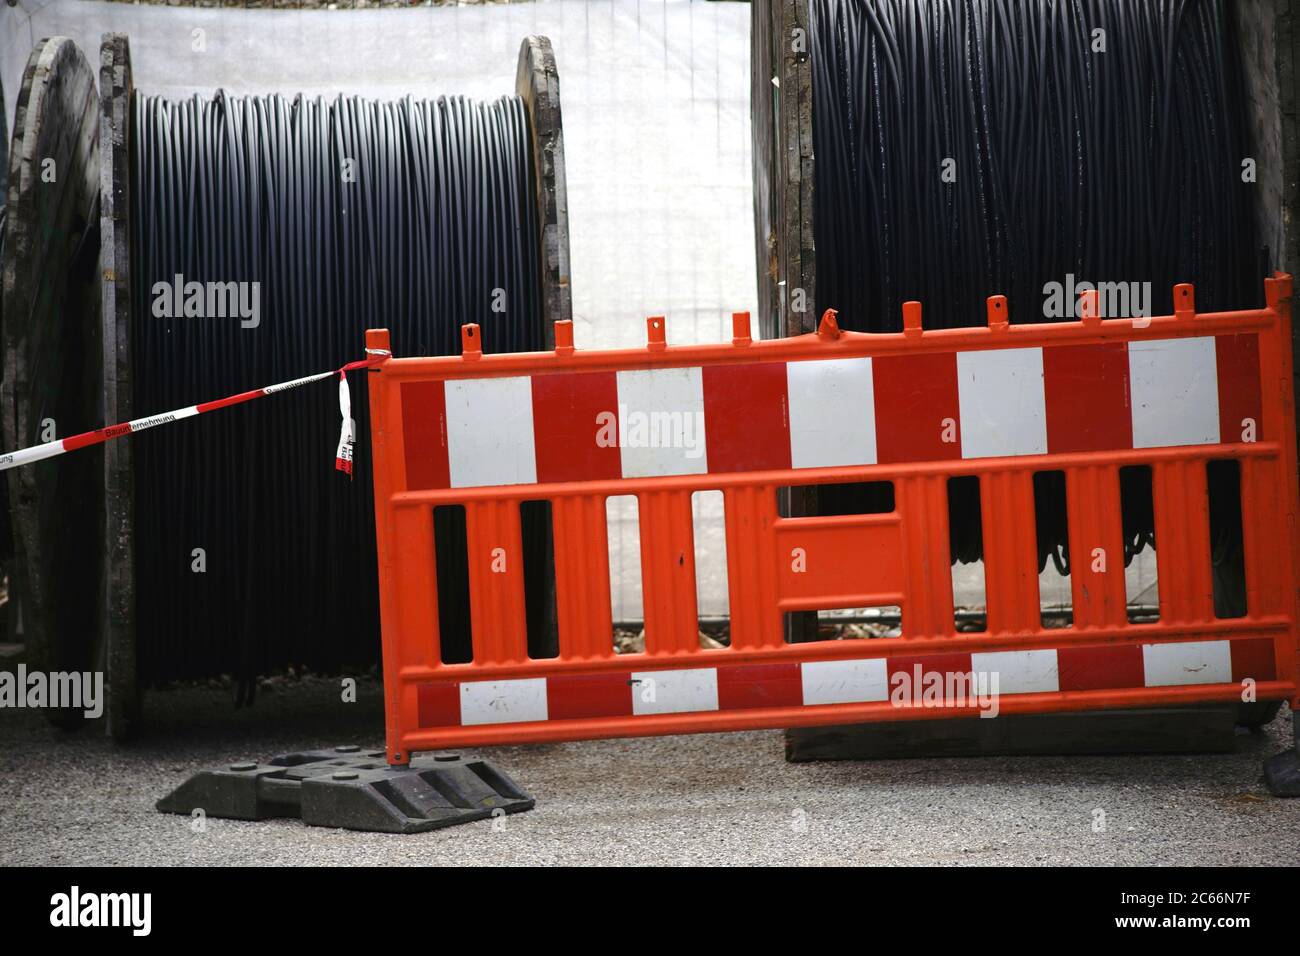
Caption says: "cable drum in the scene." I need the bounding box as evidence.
[130,90,547,689]
[809,0,1256,588]
[2,37,103,718]
[811,0,1257,332]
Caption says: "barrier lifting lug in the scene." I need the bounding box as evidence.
[816,308,840,339]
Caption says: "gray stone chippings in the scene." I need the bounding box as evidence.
[0,678,1296,865]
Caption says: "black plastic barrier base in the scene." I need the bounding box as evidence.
[1263,719,1300,796]
[157,746,535,832]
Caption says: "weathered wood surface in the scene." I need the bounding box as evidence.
[100,32,138,739]
[1,68,11,641]
[1,37,103,726]
[516,35,572,349]
[751,0,815,341]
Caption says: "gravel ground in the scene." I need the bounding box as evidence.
[0,678,1297,866]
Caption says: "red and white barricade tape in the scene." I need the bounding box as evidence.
[0,350,389,474]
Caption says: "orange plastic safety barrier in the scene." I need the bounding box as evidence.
[366,274,1300,765]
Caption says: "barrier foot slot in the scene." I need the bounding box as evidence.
[156,746,536,832]
[1263,716,1300,797]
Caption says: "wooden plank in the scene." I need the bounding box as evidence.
[752,0,816,340]
[100,33,138,739]
[1,38,103,729]
[785,707,1241,761]
[515,35,572,347]
[750,0,778,339]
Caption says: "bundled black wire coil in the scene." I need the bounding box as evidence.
[130,92,543,689]
[811,0,1256,588]
[812,0,1257,333]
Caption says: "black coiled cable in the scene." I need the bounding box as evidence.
[131,91,543,690]
[811,0,1255,583]
[813,0,1257,334]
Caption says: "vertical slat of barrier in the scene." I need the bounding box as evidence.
[1152,459,1215,624]
[724,484,783,649]
[1255,276,1300,691]
[366,332,412,764]
[981,470,1040,634]
[1066,464,1127,630]
[391,506,441,668]
[465,498,529,664]
[896,474,954,638]
[638,488,700,655]
[552,494,616,659]
[1239,457,1283,619]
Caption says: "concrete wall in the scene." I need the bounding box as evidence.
[0,0,755,621]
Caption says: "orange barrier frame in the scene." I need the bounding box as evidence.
[366,275,1300,765]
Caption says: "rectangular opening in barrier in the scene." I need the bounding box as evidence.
[607,494,645,654]
[777,479,897,643]
[947,475,986,632]
[783,606,903,642]
[433,504,473,665]
[520,499,559,660]
[777,479,895,517]
[1119,465,1159,623]
[692,490,729,647]
[1033,470,1073,628]
[1207,459,1247,619]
